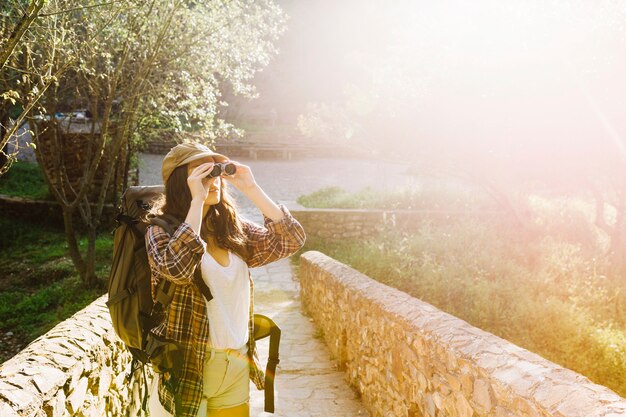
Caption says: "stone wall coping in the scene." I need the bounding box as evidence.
[0,295,126,416]
[280,201,504,215]
[0,194,119,231]
[0,193,56,203]
[300,250,626,417]
[0,193,115,208]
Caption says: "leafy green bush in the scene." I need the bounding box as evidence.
[296,186,346,208]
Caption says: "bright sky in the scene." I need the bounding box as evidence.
[265,0,626,173]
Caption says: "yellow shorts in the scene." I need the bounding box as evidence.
[196,344,250,416]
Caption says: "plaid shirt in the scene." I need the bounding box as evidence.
[145,203,306,417]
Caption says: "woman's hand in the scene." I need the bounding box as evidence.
[222,160,258,192]
[187,162,214,201]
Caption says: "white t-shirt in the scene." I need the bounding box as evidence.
[200,249,250,349]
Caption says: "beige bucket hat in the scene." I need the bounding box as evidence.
[161,142,229,185]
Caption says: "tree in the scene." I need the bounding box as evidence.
[0,0,123,173]
[9,0,285,286]
[1,0,49,172]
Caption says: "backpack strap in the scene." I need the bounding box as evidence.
[148,214,178,237]
[253,314,281,413]
[152,280,175,315]
[192,268,214,302]
[147,214,182,315]
[264,324,280,413]
[150,264,214,322]
[141,363,149,413]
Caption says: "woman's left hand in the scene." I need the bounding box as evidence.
[221,160,258,192]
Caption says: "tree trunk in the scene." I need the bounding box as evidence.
[61,208,87,282]
[0,114,8,170]
[85,225,98,288]
[123,140,131,192]
[608,195,626,284]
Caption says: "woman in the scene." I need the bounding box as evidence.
[144,142,306,417]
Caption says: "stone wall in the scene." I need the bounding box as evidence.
[299,251,626,417]
[32,119,136,205]
[1,184,499,240]
[0,295,153,417]
[143,139,178,155]
[0,195,118,232]
[289,206,396,239]
[143,138,364,159]
[288,205,504,240]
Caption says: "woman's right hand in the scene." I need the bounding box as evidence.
[187,162,214,201]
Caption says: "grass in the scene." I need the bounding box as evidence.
[292,185,626,398]
[0,216,113,363]
[296,184,494,211]
[0,160,51,200]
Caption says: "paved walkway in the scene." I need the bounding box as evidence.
[248,259,370,416]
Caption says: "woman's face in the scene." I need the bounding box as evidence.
[187,156,222,206]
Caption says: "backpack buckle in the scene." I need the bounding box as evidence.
[144,332,184,379]
[136,199,151,211]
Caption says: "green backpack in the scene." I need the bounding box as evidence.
[106,185,281,414]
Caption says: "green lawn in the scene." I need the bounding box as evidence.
[0,216,112,363]
[0,160,51,200]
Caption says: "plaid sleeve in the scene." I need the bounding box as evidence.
[145,221,206,286]
[243,203,306,268]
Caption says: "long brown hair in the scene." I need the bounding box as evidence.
[144,163,250,261]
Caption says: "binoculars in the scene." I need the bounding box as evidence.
[207,162,237,179]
